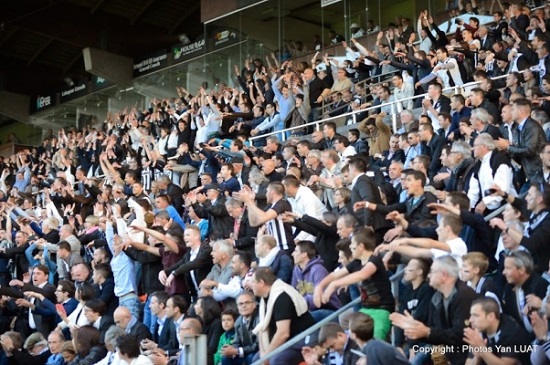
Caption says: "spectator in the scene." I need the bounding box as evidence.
[251,267,315,365]
[390,255,477,365]
[221,291,259,365]
[348,312,409,364]
[301,322,361,365]
[314,227,393,340]
[113,306,151,343]
[69,325,107,365]
[290,241,341,321]
[234,182,294,253]
[502,251,548,340]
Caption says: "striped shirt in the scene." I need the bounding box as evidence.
[265,199,294,252]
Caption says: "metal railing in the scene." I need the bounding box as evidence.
[250,190,525,363]
[320,69,400,116]
[250,70,525,142]
[250,296,361,365]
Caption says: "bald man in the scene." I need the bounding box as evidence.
[113,306,151,343]
[149,318,203,365]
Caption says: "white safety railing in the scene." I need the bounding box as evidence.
[250,70,524,142]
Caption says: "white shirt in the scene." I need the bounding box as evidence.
[467,151,514,210]
[189,246,200,293]
[394,82,415,111]
[339,146,357,162]
[436,57,464,89]
[431,237,467,268]
[288,185,328,241]
[29,281,48,329]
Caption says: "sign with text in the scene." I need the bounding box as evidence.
[133,50,169,77]
[30,93,56,114]
[60,82,90,103]
[172,36,206,63]
[210,28,242,50]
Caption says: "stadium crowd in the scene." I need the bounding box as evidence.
[4,1,550,365]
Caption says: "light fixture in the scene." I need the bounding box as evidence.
[178,33,191,45]
[64,77,75,87]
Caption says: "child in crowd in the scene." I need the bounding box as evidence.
[215,310,238,365]
[461,252,500,305]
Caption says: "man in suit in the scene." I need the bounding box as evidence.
[502,251,548,341]
[470,108,502,143]
[113,306,151,343]
[230,156,249,188]
[57,241,83,281]
[142,291,178,352]
[0,264,56,338]
[225,198,258,257]
[190,184,233,240]
[158,174,184,215]
[357,169,437,227]
[372,134,405,171]
[496,98,546,189]
[347,157,386,243]
[83,298,114,344]
[477,26,494,51]
[418,123,446,180]
[222,291,259,365]
[161,225,213,301]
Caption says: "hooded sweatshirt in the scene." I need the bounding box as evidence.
[291,256,341,311]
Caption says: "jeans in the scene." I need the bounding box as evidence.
[221,353,257,365]
[143,295,158,334]
[310,309,337,323]
[120,296,141,319]
[269,331,318,365]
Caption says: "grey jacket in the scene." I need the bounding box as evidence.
[232,309,260,356]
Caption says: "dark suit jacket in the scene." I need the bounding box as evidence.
[472,123,502,145]
[154,319,179,353]
[98,316,115,344]
[502,273,548,339]
[0,282,56,338]
[375,192,438,225]
[128,320,152,342]
[431,95,451,115]
[479,36,495,51]
[167,244,213,297]
[351,174,385,230]
[372,149,405,170]
[95,277,118,317]
[234,209,259,255]
[422,134,445,179]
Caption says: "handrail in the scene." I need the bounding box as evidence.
[250,296,362,365]
[320,69,400,115]
[250,69,526,142]
[249,190,527,364]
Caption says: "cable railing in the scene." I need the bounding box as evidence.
[250,70,525,142]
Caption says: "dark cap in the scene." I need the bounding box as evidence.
[231,156,244,164]
[203,183,221,192]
